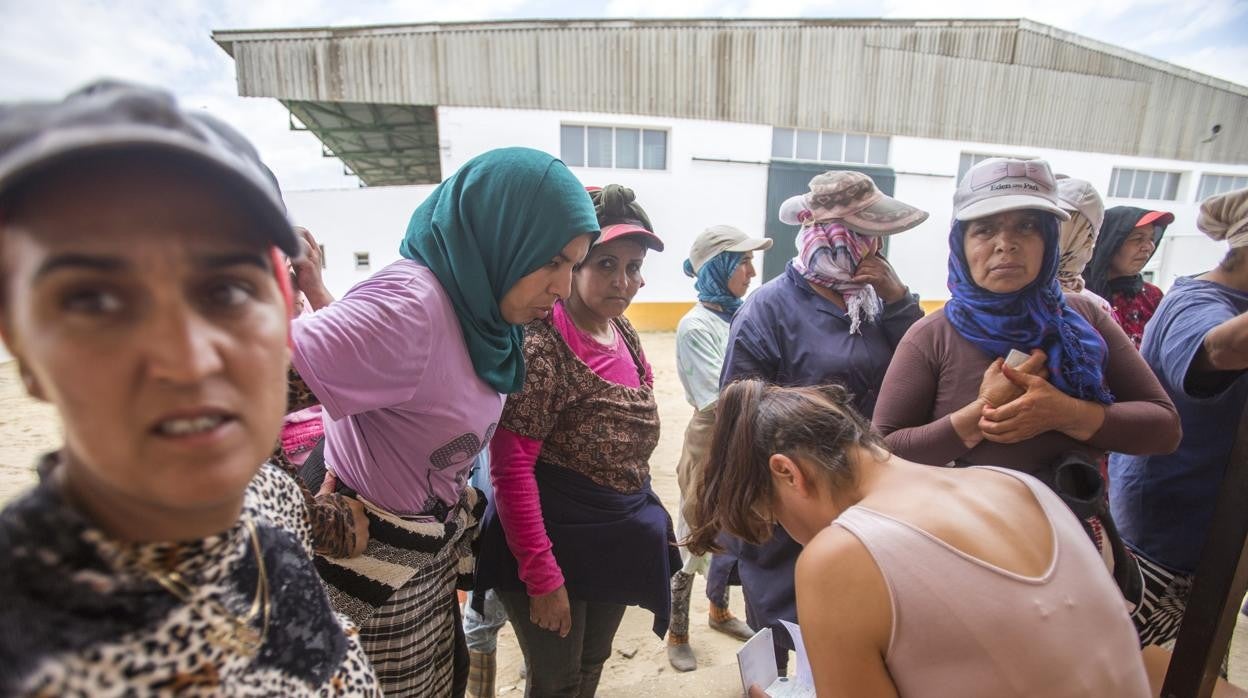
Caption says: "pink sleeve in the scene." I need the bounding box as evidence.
[489,426,564,596]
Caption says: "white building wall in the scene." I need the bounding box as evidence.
[284,106,1247,304]
[438,106,773,303]
[284,184,437,298]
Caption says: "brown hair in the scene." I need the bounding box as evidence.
[685,379,886,555]
[588,184,653,231]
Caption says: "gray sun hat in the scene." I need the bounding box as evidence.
[0,80,298,255]
[792,170,929,236]
[686,224,773,276]
[953,157,1070,223]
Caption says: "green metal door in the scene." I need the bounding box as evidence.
[762,161,898,283]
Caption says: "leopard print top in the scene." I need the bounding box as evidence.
[500,315,660,493]
[0,459,379,697]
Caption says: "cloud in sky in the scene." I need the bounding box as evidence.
[2,0,1245,190]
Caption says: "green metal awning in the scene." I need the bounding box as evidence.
[284,100,440,186]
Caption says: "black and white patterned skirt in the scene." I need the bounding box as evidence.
[315,487,485,698]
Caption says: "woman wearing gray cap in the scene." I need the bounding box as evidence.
[666,224,771,672]
[0,82,379,695]
[720,170,928,672]
[874,157,1180,601]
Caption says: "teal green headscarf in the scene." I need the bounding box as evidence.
[400,147,599,394]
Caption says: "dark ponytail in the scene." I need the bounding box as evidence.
[685,379,886,554]
[588,184,653,232]
[687,379,771,554]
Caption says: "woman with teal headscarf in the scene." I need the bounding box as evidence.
[289,147,598,697]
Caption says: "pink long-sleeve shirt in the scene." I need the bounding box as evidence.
[490,301,649,596]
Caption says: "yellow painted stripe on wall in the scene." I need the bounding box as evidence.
[623,302,694,331]
[626,299,949,331]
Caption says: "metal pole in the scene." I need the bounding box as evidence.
[1161,401,1248,697]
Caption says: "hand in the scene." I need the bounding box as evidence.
[978,349,1048,408]
[979,363,1080,444]
[319,471,370,557]
[312,490,371,559]
[342,496,370,558]
[748,685,770,698]
[851,253,907,304]
[290,227,334,310]
[317,469,338,498]
[530,585,572,637]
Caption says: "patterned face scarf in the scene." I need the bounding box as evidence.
[792,219,882,334]
[1057,212,1097,294]
[684,251,746,316]
[945,216,1115,404]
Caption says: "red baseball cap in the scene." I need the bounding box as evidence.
[583,185,664,251]
[1135,210,1175,228]
[597,222,664,252]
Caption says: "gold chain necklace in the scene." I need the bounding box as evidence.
[142,517,270,657]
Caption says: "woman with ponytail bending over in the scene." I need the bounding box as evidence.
[687,380,1150,698]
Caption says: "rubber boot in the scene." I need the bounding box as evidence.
[667,570,698,671]
[466,649,496,698]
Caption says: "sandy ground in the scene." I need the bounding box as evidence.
[1,335,1245,695]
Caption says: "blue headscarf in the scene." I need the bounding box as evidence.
[683,251,745,316]
[945,215,1115,404]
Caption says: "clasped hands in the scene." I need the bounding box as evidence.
[973,349,1078,444]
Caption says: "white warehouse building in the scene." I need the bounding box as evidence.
[214,18,1248,329]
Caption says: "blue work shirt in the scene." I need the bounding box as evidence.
[1110,276,1248,574]
[721,261,925,416]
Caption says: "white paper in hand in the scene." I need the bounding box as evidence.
[1005,348,1030,369]
[779,620,814,689]
[737,628,778,693]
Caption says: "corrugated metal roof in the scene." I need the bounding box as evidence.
[213,18,1248,184]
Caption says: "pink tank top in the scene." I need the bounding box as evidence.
[833,467,1149,697]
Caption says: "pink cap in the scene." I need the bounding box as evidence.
[597,222,664,252]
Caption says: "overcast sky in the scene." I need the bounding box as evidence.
[2,0,1245,191]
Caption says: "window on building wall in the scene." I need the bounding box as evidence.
[354,251,370,271]
[643,130,667,170]
[1197,173,1248,201]
[795,129,819,160]
[615,128,640,169]
[560,125,584,167]
[771,128,890,166]
[1108,168,1180,201]
[560,124,668,170]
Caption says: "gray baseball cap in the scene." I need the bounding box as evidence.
[1055,175,1105,232]
[953,157,1070,223]
[0,80,299,255]
[686,225,772,276]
